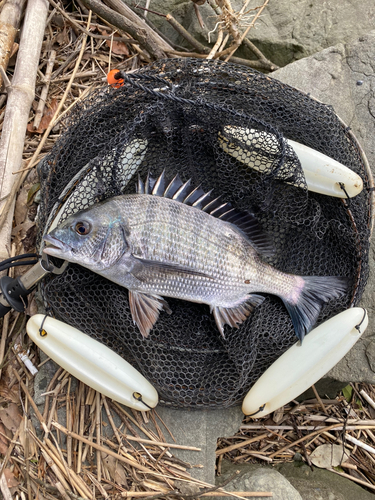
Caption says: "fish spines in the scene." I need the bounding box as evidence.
[136,172,274,257]
[281,275,349,342]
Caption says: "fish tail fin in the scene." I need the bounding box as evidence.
[281,276,349,342]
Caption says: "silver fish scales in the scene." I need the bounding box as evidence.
[44,171,348,340]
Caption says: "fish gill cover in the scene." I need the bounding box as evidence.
[37,58,371,409]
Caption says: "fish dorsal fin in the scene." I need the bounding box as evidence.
[136,172,275,257]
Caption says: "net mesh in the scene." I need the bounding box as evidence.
[37,58,372,409]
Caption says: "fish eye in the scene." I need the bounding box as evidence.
[74,221,91,235]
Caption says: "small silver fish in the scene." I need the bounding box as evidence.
[43,172,348,340]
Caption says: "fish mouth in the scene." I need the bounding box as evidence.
[43,234,71,255]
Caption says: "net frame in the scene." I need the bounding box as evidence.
[37,58,373,408]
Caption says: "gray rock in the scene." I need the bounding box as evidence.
[155,406,243,484]
[33,353,60,407]
[216,460,302,500]
[272,32,375,389]
[250,0,375,66]
[275,462,375,500]
[129,1,375,66]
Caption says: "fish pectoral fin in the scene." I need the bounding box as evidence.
[129,290,172,338]
[131,256,212,280]
[212,294,265,338]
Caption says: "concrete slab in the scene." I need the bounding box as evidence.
[155,406,244,485]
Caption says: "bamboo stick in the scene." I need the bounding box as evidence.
[0,0,49,259]
[0,0,26,86]
[0,8,92,249]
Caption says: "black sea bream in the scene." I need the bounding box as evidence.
[43,172,348,340]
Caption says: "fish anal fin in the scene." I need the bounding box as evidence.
[129,290,171,338]
[212,294,265,337]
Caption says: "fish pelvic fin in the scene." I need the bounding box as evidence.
[212,294,265,338]
[281,276,349,343]
[129,290,172,338]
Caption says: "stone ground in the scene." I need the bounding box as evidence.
[218,460,375,500]
[135,0,375,67]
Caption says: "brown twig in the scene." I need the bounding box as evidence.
[46,0,139,43]
[81,0,166,59]
[224,0,270,62]
[166,14,209,54]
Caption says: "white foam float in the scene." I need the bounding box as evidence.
[27,314,158,411]
[219,127,363,198]
[242,307,368,417]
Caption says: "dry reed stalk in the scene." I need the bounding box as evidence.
[77,382,86,474]
[86,469,109,498]
[52,420,161,476]
[30,433,72,492]
[119,493,272,498]
[47,436,93,499]
[120,434,201,451]
[95,391,102,482]
[154,411,176,443]
[0,471,12,500]
[360,389,375,410]
[54,481,71,500]
[33,48,56,129]
[45,378,69,437]
[240,424,375,431]
[216,434,269,456]
[102,396,122,446]
[72,380,82,467]
[112,401,172,457]
[81,406,96,463]
[0,0,49,259]
[66,377,72,468]
[329,468,375,491]
[311,384,327,414]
